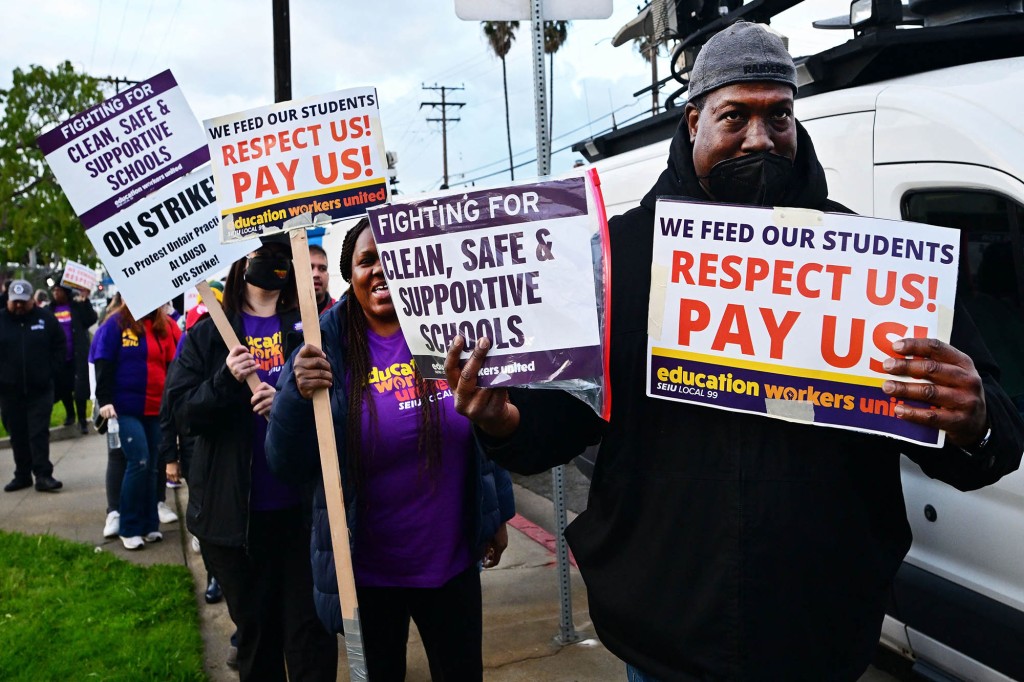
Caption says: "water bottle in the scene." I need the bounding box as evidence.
[107,417,121,450]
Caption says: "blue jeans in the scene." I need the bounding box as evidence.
[118,415,161,537]
[627,664,663,682]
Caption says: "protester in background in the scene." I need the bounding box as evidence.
[182,280,224,331]
[267,219,514,681]
[51,283,98,435]
[309,244,335,314]
[444,23,1024,681]
[0,280,65,493]
[165,235,337,682]
[91,300,180,549]
[99,292,121,324]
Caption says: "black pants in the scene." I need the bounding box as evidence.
[202,508,337,682]
[1,387,54,480]
[358,564,483,682]
[105,446,125,513]
[54,361,86,425]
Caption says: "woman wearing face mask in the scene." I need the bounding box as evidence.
[266,219,514,681]
[163,235,337,682]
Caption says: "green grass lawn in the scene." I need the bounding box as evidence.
[0,401,92,439]
[0,531,205,681]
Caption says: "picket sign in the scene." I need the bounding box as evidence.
[288,228,367,679]
[194,280,261,394]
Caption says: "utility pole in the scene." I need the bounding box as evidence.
[95,76,140,94]
[272,0,291,102]
[420,84,464,189]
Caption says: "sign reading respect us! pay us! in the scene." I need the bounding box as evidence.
[204,87,390,243]
[647,199,961,448]
[367,173,606,388]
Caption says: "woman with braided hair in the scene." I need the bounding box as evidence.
[267,218,515,681]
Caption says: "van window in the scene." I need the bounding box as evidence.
[903,190,1024,413]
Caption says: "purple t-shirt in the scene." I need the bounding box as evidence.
[53,304,73,360]
[89,313,179,416]
[242,312,301,512]
[352,328,476,588]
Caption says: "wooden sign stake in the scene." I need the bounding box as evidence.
[288,228,368,680]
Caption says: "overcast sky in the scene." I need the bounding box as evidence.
[2,0,854,196]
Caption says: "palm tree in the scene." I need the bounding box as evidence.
[544,21,570,148]
[483,21,519,181]
[634,33,661,116]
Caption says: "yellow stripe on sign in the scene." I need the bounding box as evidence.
[222,178,386,216]
[649,347,887,388]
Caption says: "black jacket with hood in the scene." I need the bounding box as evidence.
[163,309,303,546]
[482,120,1024,680]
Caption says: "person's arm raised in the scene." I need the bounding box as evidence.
[445,336,520,438]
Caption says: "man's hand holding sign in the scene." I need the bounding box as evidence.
[881,337,988,449]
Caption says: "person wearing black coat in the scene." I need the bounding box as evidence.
[1,280,65,492]
[50,283,98,433]
[163,239,337,682]
[444,23,1024,682]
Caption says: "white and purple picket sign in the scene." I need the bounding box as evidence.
[367,173,606,388]
[38,70,209,228]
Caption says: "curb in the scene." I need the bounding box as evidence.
[0,424,89,450]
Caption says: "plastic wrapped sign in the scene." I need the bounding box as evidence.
[367,169,611,418]
[646,199,960,447]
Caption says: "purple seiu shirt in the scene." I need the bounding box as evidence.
[352,328,476,588]
[241,312,301,512]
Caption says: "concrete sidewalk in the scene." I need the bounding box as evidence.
[0,428,624,681]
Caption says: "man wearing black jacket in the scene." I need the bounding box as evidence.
[445,22,1024,682]
[1,280,65,492]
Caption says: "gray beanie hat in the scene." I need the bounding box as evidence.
[688,21,797,101]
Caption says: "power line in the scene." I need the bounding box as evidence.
[420,84,465,189]
[450,105,653,188]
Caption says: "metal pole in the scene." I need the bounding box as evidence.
[272,0,291,103]
[531,0,550,176]
[533,0,573,645]
[440,87,449,187]
[551,464,580,644]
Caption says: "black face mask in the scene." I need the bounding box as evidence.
[700,152,794,206]
[244,254,291,291]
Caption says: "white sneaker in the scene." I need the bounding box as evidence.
[157,501,179,524]
[103,511,120,538]
[144,531,163,543]
[120,535,144,550]
[190,535,201,554]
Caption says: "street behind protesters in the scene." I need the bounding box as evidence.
[266,218,515,681]
[0,280,65,493]
[164,235,337,682]
[445,22,1024,681]
[90,300,180,549]
[51,282,97,434]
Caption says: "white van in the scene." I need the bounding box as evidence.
[579,4,1024,680]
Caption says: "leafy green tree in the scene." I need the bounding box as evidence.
[483,21,519,181]
[0,62,104,269]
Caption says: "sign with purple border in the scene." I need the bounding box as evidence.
[646,199,961,448]
[367,173,604,387]
[38,70,210,228]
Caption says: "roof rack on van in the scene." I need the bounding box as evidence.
[574,0,1024,163]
